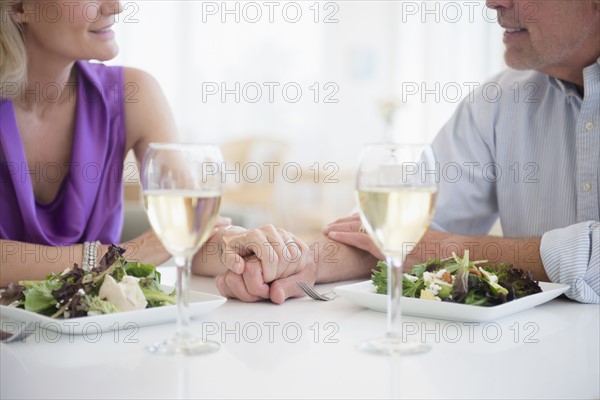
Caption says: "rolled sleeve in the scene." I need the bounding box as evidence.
[541,221,600,303]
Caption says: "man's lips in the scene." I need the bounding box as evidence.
[504,27,527,33]
[499,20,528,33]
[501,25,528,44]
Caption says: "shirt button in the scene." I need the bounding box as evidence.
[585,122,594,132]
[583,183,592,192]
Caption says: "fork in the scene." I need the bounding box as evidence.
[0,322,35,343]
[297,282,336,301]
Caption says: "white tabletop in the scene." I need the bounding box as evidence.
[2,267,599,399]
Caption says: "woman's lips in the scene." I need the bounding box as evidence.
[90,26,115,39]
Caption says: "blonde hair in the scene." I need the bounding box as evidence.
[0,0,27,99]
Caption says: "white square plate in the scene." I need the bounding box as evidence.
[0,285,226,334]
[334,281,569,322]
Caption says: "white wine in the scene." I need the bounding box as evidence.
[144,190,221,257]
[357,187,436,257]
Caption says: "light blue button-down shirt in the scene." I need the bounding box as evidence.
[431,58,599,303]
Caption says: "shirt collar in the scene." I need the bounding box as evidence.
[547,56,600,98]
[582,56,600,85]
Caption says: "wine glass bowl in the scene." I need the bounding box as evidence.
[355,143,438,356]
[141,143,223,355]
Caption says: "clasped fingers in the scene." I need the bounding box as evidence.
[222,225,310,283]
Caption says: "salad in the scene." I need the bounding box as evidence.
[0,245,175,318]
[372,251,542,306]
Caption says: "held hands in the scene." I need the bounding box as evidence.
[215,225,316,304]
[322,214,385,260]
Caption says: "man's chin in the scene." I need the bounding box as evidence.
[504,53,539,71]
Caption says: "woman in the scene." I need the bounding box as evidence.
[0,0,310,301]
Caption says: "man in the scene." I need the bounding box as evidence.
[215,0,600,304]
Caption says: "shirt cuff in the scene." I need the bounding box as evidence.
[540,221,600,304]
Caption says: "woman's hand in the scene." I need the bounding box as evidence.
[207,216,233,240]
[215,257,317,304]
[119,230,171,266]
[220,225,311,282]
[213,224,316,303]
[122,216,231,266]
[322,214,385,260]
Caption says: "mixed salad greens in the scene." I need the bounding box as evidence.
[372,251,542,306]
[0,245,175,318]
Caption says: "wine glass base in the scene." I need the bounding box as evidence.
[146,335,220,356]
[357,336,430,356]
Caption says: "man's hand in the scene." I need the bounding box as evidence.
[323,215,548,281]
[322,214,384,260]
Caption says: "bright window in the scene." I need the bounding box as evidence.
[111,1,506,169]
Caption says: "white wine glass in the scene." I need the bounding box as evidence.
[141,143,223,355]
[356,143,438,356]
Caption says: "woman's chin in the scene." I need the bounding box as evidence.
[91,45,119,62]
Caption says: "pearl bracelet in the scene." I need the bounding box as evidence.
[82,241,101,271]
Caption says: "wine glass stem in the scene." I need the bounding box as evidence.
[174,256,191,340]
[386,255,403,340]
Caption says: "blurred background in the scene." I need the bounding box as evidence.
[111,1,506,241]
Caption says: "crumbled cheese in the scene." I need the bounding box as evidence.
[428,282,442,296]
[98,275,148,312]
[422,287,442,301]
[424,270,453,287]
[423,272,434,283]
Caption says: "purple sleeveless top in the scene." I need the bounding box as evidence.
[0,61,126,245]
